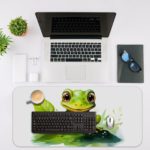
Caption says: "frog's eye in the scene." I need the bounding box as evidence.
[62,91,71,102]
[87,91,95,103]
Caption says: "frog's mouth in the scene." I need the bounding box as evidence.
[62,104,94,112]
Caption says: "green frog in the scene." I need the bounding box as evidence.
[33,89,101,127]
[61,89,101,124]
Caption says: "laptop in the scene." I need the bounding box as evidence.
[36,12,116,83]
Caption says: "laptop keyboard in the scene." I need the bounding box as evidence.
[52,17,100,33]
[50,42,101,62]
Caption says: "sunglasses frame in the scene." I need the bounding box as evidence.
[120,50,142,73]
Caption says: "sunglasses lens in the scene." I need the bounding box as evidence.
[121,51,129,62]
[130,62,141,72]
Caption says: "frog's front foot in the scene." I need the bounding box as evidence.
[96,114,101,124]
[95,114,103,133]
[96,127,103,133]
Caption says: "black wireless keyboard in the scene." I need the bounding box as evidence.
[32,112,96,134]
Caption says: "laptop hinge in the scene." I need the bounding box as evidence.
[50,35,102,39]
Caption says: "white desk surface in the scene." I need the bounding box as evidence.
[0,0,150,149]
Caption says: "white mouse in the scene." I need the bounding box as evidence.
[106,115,115,129]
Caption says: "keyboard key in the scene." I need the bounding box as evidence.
[66,58,82,62]
[51,55,58,57]
[97,58,101,61]
[90,58,95,61]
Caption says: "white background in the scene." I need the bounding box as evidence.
[0,0,150,149]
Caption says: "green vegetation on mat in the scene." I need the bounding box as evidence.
[32,131,121,147]
[8,17,27,36]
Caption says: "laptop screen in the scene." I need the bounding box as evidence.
[36,12,116,38]
[51,17,101,33]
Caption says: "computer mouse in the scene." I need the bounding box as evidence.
[106,115,115,129]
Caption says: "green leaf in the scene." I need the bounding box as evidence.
[34,99,55,112]
[0,29,12,55]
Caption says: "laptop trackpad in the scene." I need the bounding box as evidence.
[65,65,86,81]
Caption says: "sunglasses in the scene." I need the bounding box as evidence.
[120,50,142,73]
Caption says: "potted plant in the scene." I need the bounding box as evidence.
[0,29,12,55]
[8,16,28,36]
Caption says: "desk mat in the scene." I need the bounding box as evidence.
[12,86,142,147]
